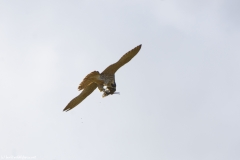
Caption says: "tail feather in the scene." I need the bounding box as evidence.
[78,71,100,90]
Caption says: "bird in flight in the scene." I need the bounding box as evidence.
[63,44,142,112]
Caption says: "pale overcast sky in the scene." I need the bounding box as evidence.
[0,0,240,160]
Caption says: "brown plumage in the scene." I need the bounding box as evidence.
[78,71,101,90]
[63,44,142,112]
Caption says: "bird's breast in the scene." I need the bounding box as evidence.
[99,74,115,86]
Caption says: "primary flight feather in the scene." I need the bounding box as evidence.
[63,44,142,112]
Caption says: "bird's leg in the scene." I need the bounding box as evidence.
[102,80,117,97]
[102,89,110,98]
[102,86,116,97]
[97,84,112,96]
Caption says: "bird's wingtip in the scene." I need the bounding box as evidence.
[63,107,70,112]
[137,44,142,49]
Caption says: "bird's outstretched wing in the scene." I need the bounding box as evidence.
[101,44,142,74]
[63,44,142,111]
[63,83,97,112]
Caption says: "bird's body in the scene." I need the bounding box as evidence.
[78,71,116,96]
[63,44,142,112]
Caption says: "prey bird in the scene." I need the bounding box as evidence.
[63,44,142,112]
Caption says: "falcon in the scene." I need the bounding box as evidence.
[63,44,142,112]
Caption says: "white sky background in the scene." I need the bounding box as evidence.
[0,0,240,159]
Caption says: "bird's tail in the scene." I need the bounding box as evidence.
[78,71,100,90]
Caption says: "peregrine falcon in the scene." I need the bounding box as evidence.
[63,44,142,112]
